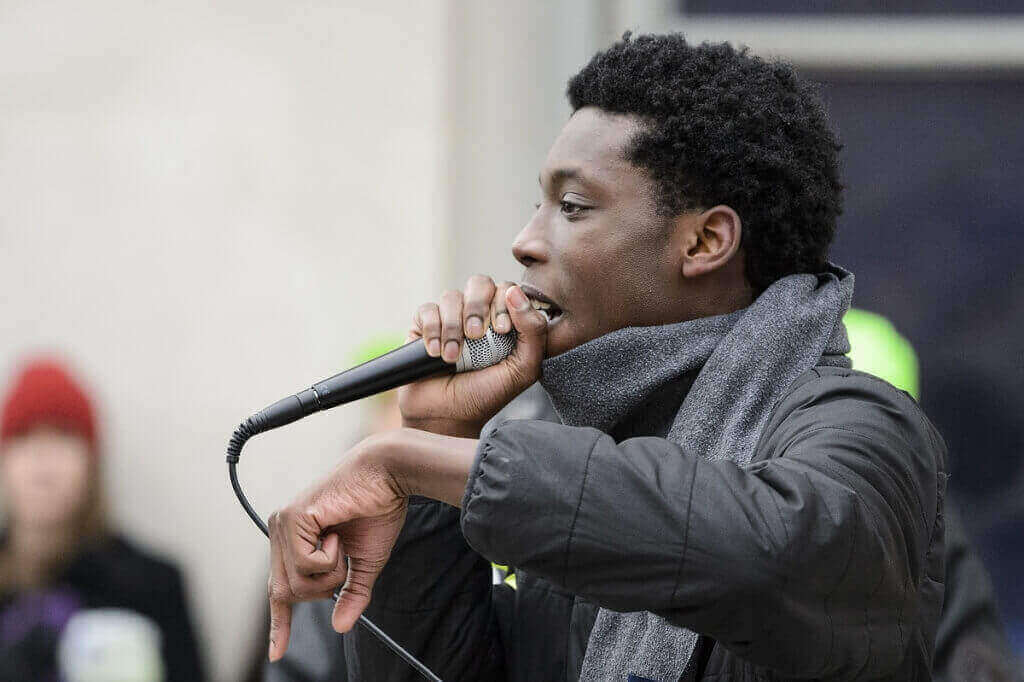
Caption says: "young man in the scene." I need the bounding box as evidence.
[265,34,946,680]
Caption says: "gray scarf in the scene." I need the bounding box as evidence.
[539,266,854,682]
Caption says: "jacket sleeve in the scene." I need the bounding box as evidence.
[344,496,505,681]
[460,372,945,680]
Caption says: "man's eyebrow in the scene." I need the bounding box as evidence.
[538,167,584,188]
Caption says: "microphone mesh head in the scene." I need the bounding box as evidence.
[457,328,517,372]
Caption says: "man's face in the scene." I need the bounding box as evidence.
[515,107,686,357]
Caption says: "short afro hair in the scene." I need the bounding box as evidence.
[567,33,843,293]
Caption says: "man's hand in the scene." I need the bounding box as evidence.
[266,434,408,662]
[400,276,547,437]
[265,429,480,662]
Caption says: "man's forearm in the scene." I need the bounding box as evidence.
[400,416,485,440]
[379,428,477,507]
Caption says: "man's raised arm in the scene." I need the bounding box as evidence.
[458,371,945,680]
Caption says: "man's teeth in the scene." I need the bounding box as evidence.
[528,297,556,321]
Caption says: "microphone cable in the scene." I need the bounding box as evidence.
[227,419,443,682]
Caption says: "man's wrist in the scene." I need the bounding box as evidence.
[374,428,478,508]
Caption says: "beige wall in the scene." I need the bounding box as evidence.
[445,0,603,284]
[0,1,658,678]
[0,1,446,679]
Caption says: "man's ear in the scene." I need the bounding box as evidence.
[678,205,742,279]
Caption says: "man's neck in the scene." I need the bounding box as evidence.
[684,284,754,322]
[678,259,756,322]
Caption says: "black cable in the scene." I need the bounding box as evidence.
[227,420,443,682]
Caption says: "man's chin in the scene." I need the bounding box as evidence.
[542,321,579,359]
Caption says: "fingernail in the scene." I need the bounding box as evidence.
[443,340,460,362]
[496,313,511,332]
[268,640,274,661]
[507,286,530,311]
[428,338,441,356]
[466,316,483,337]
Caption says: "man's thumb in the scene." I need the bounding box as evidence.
[504,285,546,379]
[331,559,377,633]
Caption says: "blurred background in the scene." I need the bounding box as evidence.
[1,1,1022,679]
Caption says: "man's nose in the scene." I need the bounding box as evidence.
[512,218,548,268]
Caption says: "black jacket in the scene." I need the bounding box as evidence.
[347,367,947,681]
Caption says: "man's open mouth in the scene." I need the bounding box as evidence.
[520,284,564,324]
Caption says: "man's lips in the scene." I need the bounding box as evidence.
[519,283,564,323]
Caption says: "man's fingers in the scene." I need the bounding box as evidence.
[438,290,464,363]
[288,572,347,602]
[275,508,327,589]
[288,531,348,599]
[412,278,510,358]
[331,558,382,634]
[267,520,293,662]
[320,531,340,562]
[291,525,342,577]
[490,281,515,334]
[268,595,293,662]
[462,275,496,340]
[414,303,442,357]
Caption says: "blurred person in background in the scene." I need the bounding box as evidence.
[845,310,1022,682]
[0,357,206,682]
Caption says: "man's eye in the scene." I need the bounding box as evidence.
[560,200,586,217]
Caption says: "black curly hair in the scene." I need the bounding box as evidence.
[567,33,843,293]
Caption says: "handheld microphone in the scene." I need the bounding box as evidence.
[245,327,516,437]
[225,328,516,682]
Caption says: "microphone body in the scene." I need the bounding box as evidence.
[249,328,516,436]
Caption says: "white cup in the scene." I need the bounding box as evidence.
[57,608,165,682]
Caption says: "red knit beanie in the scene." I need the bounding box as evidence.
[0,358,98,452]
